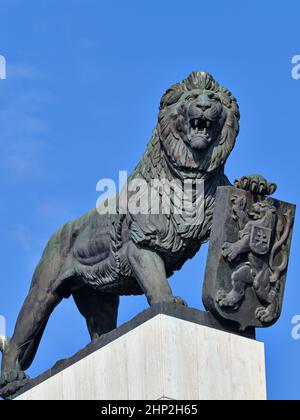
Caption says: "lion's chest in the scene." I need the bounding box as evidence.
[130,192,215,269]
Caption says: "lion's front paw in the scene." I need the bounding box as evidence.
[222,242,239,262]
[154,296,188,307]
[234,174,277,196]
[172,296,188,306]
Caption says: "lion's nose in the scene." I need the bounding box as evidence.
[196,94,211,111]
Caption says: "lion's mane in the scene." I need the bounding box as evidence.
[129,72,240,268]
[74,72,240,292]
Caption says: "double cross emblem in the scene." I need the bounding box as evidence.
[250,225,272,255]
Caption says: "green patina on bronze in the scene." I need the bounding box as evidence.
[0,71,280,399]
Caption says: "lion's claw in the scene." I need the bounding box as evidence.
[0,378,30,400]
[154,296,188,307]
[222,242,238,261]
[0,370,29,388]
[172,296,188,306]
[235,175,277,196]
[216,288,244,311]
[0,370,30,399]
[255,306,276,323]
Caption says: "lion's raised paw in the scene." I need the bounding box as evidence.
[235,175,277,196]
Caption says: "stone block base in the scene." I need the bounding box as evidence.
[15,307,266,400]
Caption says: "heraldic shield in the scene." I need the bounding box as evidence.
[202,186,296,331]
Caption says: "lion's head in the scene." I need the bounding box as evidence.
[250,200,277,221]
[158,71,240,173]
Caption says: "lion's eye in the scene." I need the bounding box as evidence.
[212,95,221,103]
[206,92,220,102]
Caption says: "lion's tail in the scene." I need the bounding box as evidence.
[0,336,10,355]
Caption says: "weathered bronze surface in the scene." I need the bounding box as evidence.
[203,186,295,330]
[0,71,282,398]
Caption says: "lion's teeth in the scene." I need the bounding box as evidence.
[207,121,211,128]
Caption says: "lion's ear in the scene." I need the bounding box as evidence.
[160,85,184,110]
[208,105,240,172]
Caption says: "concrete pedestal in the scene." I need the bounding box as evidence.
[15,306,266,400]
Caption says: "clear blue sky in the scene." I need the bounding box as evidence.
[0,0,299,400]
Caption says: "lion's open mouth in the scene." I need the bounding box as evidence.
[190,118,211,134]
[188,118,212,151]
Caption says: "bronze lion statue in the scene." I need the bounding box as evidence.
[0,71,273,398]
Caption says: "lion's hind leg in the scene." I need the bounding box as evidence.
[0,277,64,385]
[217,264,254,310]
[0,245,73,397]
[255,269,280,324]
[73,286,119,341]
